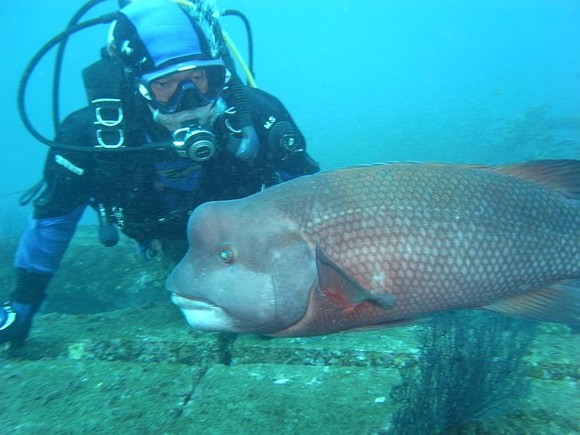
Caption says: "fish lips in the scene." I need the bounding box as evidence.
[170,292,237,331]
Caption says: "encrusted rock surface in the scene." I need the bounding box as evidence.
[1,227,578,434]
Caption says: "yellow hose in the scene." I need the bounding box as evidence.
[222,30,258,88]
[172,0,258,87]
[174,0,194,7]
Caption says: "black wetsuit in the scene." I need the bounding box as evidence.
[16,86,319,276]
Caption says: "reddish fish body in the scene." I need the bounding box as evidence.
[167,161,580,336]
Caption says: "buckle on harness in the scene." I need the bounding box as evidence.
[92,98,125,148]
[96,129,125,148]
[93,98,124,126]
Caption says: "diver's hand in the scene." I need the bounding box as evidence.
[0,302,32,347]
[139,239,163,260]
[233,126,260,161]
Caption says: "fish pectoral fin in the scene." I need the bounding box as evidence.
[482,279,580,326]
[315,245,396,310]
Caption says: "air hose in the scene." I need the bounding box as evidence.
[19,0,259,155]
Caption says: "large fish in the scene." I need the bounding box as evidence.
[167,160,580,337]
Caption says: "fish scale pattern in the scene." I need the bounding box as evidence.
[271,163,579,325]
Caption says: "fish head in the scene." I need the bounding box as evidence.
[167,197,317,334]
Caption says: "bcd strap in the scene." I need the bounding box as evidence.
[82,53,130,148]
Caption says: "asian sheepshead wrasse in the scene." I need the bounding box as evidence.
[167,160,580,337]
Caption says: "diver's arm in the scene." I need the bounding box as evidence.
[5,203,85,348]
[14,204,86,274]
[34,109,95,219]
[6,109,94,333]
[17,108,95,273]
[243,87,320,179]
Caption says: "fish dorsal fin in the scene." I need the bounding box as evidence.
[315,245,396,310]
[488,159,580,200]
[482,279,580,326]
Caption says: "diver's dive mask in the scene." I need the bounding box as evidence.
[141,67,226,162]
[140,66,226,114]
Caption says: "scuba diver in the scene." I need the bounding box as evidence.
[0,0,319,349]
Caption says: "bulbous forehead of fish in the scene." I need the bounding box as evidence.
[187,200,245,245]
[183,199,317,333]
[187,199,299,250]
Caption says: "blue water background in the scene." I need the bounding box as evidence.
[1,0,579,232]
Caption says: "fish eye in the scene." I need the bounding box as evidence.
[218,244,237,263]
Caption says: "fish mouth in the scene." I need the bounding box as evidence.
[171,293,217,311]
[170,293,237,331]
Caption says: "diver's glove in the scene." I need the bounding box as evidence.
[139,239,163,260]
[1,269,51,348]
[232,126,260,161]
[0,301,33,348]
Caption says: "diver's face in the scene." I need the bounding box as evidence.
[149,69,209,103]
